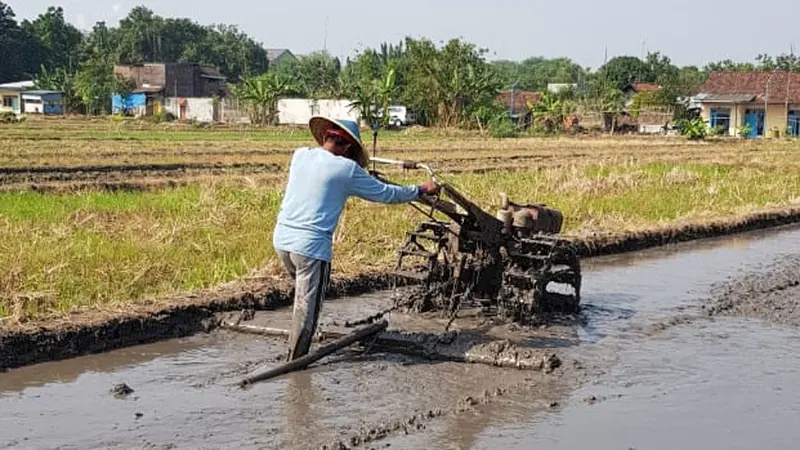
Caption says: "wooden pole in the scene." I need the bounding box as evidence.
[239,320,388,388]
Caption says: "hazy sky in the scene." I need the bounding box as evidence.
[10,0,800,69]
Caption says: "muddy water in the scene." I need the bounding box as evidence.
[384,224,800,450]
[2,225,800,449]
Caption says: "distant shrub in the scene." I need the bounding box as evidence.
[488,115,519,138]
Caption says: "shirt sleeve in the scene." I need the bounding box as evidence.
[348,164,420,204]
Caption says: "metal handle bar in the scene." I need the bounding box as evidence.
[370,157,437,181]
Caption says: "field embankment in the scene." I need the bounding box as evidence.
[1,117,799,369]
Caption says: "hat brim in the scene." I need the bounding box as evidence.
[309,116,368,168]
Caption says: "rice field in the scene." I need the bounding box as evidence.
[1,116,799,323]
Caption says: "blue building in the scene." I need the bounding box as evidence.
[111,91,151,117]
[21,90,64,115]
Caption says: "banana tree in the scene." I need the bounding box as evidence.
[601,88,626,135]
[34,65,82,114]
[348,68,397,170]
[232,72,298,125]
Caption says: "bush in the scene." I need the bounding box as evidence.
[488,115,519,138]
[144,110,176,124]
[0,112,25,123]
[678,117,708,140]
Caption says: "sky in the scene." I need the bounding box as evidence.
[9,0,800,70]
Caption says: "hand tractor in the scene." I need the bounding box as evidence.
[369,157,582,326]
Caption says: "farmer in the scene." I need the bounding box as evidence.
[273,115,438,361]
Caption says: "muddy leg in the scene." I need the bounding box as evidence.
[286,253,330,361]
[277,250,297,277]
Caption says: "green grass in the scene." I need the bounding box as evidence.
[0,121,453,143]
[2,161,798,321]
[0,185,282,319]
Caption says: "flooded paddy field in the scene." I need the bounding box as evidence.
[1,224,799,449]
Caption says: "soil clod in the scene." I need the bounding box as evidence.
[110,383,134,398]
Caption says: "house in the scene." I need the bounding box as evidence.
[0,80,35,115]
[267,49,297,71]
[693,71,800,137]
[496,90,541,127]
[622,82,661,106]
[547,83,577,94]
[112,63,228,119]
[21,90,64,115]
[277,98,359,125]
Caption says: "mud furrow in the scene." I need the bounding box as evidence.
[0,161,280,175]
[0,162,283,186]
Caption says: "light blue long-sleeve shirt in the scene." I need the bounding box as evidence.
[272,146,421,262]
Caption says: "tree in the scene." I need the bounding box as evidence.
[0,2,44,83]
[287,50,342,99]
[22,7,83,72]
[601,88,626,134]
[109,7,268,81]
[232,72,299,125]
[349,68,397,128]
[528,91,575,133]
[402,37,502,128]
[490,57,588,91]
[74,22,133,115]
[597,55,654,90]
[34,65,81,113]
[202,24,269,80]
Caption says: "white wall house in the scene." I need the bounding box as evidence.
[277,99,360,125]
[163,97,220,122]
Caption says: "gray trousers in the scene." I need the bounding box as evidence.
[276,250,331,360]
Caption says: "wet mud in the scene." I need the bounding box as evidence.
[3,215,800,373]
[0,314,591,450]
[222,302,571,374]
[705,253,800,326]
[0,273,410,371]
[2,225,800,449]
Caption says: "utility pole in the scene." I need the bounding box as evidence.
[787,44,795,136]
[765,68,777,136]
[323,15,329,51]
[509,79,519,122]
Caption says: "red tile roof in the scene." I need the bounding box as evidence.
[699,71,800,104]
[626,82,661,93]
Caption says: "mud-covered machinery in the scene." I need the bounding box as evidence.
[370,157,582,326]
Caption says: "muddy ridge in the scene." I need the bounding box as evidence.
[705,253,800,326]
[0,162,283,186]
[571,207,800,257]
[2,210,800,371]
[0,273,412,371]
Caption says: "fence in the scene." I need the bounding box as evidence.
[572,105,675,133]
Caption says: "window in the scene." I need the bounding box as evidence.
[2,96,14,108]
[709,108,731,132]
